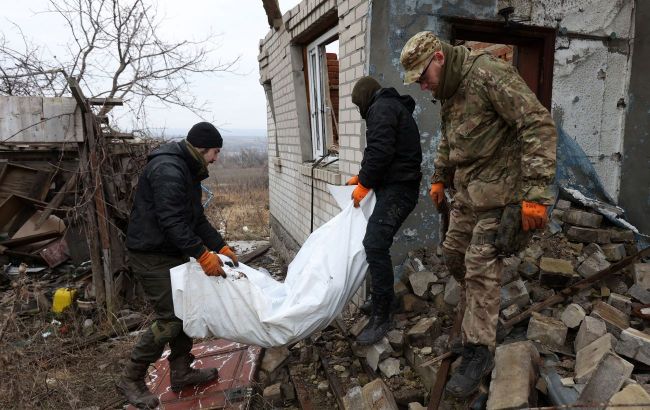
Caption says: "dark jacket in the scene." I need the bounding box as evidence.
[126,141,225,258]
[358,88,422,189]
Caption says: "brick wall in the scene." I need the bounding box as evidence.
[259,0,371,250]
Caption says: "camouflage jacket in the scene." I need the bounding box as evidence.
[431,51,557,210]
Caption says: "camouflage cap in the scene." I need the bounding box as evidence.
[400,31,443,85]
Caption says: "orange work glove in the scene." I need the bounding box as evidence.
[219,245,239,267]
[352,183,370,208]
[197,249,226,277]
[346,175,359,185]
[429,183,445,210]
[521,201,548,232]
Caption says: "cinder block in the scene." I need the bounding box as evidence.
[562,209,603,228]
[566,226,611,244]
[526,313,568,348]
[486,341,540,410]
[615,327,650,366]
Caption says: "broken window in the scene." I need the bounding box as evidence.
[305,27,339,159]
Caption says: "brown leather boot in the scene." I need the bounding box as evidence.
[115,360,159,409]
[169,353,218,392]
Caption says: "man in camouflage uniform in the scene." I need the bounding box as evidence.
[400,32,556,398]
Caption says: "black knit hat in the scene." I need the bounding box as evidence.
[186,122,223,148]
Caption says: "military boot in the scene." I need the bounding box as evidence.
[356,297,392,345]
[115,360,159,409]
[359,296,400,316]
[445,344,494,398]
[169,353,218,392]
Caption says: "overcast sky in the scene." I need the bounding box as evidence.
[2,0,302,137]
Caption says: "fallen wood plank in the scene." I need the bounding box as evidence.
[239,244,271,264]
[419,351,453,368]
[290,367,315,410]
[315,345,346,410]
[34,174,77,229]
[0,231,60,249]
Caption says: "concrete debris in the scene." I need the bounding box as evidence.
[379,357,401,378]
[527,312,568,348]
[407,317,440,348]
[575,316,608,352]
[487,341,540,410]
[409,270,436,298]
[443,276,460,306]
[578,352,634,405]
[575,333,616,383]
[252,198,648,410]
[263,382,283,404]
[361,378,399,410]
[615,328,650,366]
[561,303,586,328]
[633,263,650,290]
[261,346,290,374]
[367,338,394,371]
[501,279,530,308]
[606,384,650,410]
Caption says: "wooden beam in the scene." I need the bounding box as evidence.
[0,231,60,249]
[87,98,123,106]
[67,77,89,113]
[34,174,77,229]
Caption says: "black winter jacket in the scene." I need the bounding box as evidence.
[126,141,225,258]
[358,88,422,189]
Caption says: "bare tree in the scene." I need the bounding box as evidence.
[0,0,238,128]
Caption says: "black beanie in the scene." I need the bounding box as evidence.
[186,122,223,148]
[352,76,382,120]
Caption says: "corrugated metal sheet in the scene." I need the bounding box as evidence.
[128,339,262,410]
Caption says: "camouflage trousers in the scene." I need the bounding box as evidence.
[128,251,193,364]
[441,203,503,349]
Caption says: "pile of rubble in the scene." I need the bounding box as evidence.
[256,197,650,409]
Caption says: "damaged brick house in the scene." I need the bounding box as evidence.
[259,0,649,262]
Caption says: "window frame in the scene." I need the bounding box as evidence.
[305,27,338,159]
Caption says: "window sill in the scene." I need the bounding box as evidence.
[299,162,341,185]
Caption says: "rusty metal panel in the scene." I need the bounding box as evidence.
[128,339,262,410]
[38,237,70,267]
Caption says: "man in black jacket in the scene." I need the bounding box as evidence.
[117,122,239,408]
[347,76,422,345]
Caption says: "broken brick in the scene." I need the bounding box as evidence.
[575,316,607,352]
[577,250,611,278]
[601,243,626,262]
[560,303,585,328]
[526,313,567,348]
[615,327,650,366]
[407,317,440,348]
[563,209,603,228]
[501,279,530,308]
[566,226,611,244]
[486,341,540,410]
[633,263,650,290]
[575,333,616,383]
[591,301,630,337]
[578,352,634,405]
[539,257,575,288]
[607,293,632,315]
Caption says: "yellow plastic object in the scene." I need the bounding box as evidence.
[52,288,77,313]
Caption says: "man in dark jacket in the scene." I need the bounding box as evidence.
[117,122,239,408]
[347,76,422,345]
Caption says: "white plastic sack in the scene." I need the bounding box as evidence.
[170,185,375,347]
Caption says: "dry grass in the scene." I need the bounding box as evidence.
[203,165,269,241]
